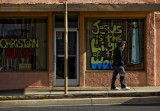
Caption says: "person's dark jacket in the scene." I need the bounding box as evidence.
[113,45,124,67]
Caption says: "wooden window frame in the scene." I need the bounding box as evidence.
[80,12,147,71]
[0,12,53,73]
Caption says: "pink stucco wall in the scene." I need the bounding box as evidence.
[85,71,146,87]
[0,72,49,90]
[156,13,160,86]
[0,0,159,4]
[146,12,156,86]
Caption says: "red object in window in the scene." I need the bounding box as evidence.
[22,49,30,58]
[6,48,18,58]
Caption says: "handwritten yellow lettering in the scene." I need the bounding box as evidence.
[90,19,124,70]
[110,25,117,34]
[95,36,99,45]
[0,39,39,48]
[91,56,104,64]
[92,20,101,35]
[18,39,23,48]
[91,38,101,55]
[112,35,118,42]
[100,26,105,34]
[101,44,105,51]
[98,35,103,42]
[117,35,122,42]
[106,51,110,57]
[0,39,7,48]
[116,26,122,34]
[105,35,112,42]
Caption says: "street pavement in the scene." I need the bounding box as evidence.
[0,104,160,111]
[0,86,160,107]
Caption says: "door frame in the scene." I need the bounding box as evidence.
[54,28,79,86]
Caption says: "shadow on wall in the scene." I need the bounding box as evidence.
[0,89,25,96]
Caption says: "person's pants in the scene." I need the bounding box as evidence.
[111,66,126,89]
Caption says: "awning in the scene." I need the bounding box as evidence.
[0,4,160,12]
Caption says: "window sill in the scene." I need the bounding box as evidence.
[85,70,146,73]
[85,70,113,73]
[0,70,48,72]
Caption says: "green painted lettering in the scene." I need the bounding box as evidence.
[6,39,10,48]
[23,39,27,48]
[116,26,122,34]
[92,20,101,35]
[100,26,105,34]
[91,38,101,54]
[0,39,7,48]
[91,56,104,64]
[105,35,112,42]
[18,39,23,48]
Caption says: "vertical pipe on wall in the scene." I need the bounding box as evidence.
[64,1,68,94]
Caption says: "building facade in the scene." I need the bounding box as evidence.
[0,0,160,90]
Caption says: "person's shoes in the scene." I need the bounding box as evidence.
[122,87,130,90]
[111,87,120,90]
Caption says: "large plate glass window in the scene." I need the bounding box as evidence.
[0,18,47,71]
[86,18,144,70]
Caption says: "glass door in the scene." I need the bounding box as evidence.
[54,29,79,86]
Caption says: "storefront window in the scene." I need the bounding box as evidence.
[0,18,47,71]
[86,18,144,70]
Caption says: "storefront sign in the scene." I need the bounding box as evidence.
[0,39,39,48]
[0,38,39,58]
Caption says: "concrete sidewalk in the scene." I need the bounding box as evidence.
[0,86,160,107]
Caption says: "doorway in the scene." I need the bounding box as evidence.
[54,29,79,86]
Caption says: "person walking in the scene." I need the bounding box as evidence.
[111,41,130,90]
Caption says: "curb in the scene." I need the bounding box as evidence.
[0,96,160,107]
[0,91,160,100]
